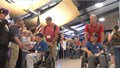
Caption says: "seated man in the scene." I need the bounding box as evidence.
[25,33,49,68]
[83,33,107,68]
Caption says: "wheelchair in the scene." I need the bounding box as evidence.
[81,51,110,68]
[34,51,55,68]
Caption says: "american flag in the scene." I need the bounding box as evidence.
[35,15,42,34]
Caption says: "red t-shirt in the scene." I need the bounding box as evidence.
[84,23,104,42]
[42,23,60,42]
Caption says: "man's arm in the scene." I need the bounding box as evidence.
[108,31,114,42]
[94,50,104,57]
[52,33,59,44]
[94,43,104,57]
[84,32,88,42]
[98,50,104,55]
[14,37,23,48]
[11,27,24,48]
[83,47,93,57]
[52,25,59,44]
[100,24,104,43]
[84,24,89,43]
[101,32,104,43]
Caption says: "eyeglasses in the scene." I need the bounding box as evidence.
[92,36,97,38]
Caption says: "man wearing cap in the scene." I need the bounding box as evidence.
[7,19,25,68]
[26,33,49,68]
[0,8,10,68]
[109,25,120,68]
[42,17,60,60]
[83,33,106,68]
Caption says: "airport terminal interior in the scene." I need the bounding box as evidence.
[0,0,120,68]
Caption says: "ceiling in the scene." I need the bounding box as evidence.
[0,0,119,36]
[63,0,119,36]
[0,0,80,28]
[0,0,50,18]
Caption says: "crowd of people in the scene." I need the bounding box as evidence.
[0,7,120,68]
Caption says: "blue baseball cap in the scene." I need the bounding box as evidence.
[0,8,9,15]
[35,33,44,38]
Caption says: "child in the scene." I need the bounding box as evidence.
[21,29,32,68]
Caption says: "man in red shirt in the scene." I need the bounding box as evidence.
[42,17,60,60]
[84,14,104,43]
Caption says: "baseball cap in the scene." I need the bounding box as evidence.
[0,8,9,15]
[35,33,44,38]
[45,17,52,21]
[92,33,98,38]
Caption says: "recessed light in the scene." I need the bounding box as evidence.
[95,3,103,8]
[99,17,105,22]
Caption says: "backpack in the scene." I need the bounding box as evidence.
[44,24,57,32]
[111,31,120,45]
[44,24,60,43]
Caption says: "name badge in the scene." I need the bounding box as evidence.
[47,35,51,38]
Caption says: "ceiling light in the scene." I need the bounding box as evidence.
[95,3,103,8]
[24,9,38,15]
[79,32,84,35]
[27,9,38,15]
[63,29,69,32]
[42,6,49,10]
[99,17,105,22]
[71,23,84,29]
[71,34,75,36]
[65,31,74,34]
[75,26,85,31]
[49,2,56,6]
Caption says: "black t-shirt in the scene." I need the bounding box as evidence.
[9,25,21,44]
[0,19,10,45]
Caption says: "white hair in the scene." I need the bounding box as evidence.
[90,14,96,17]
[90,14,97,20]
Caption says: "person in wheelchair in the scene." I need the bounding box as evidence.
[83,33,107,68]
[25,33,49,68]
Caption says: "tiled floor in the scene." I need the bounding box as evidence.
[55,58,113,68]
[55,58,81,68]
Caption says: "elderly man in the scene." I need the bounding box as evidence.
[84,14,104,43]
[26,33,49,68]
[7,19,25,68]
[42,17,60,60]
[83,33,106,68]
[0,8,9,68]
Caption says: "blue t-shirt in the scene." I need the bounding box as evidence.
[33,40,49,52]
[86,41,104,54]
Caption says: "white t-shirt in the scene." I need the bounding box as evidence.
[21,36,28,44]
[21,36,30,52]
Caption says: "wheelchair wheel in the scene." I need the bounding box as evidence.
[45,56,55,68]
[81,56,87,68]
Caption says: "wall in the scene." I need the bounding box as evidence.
[102,11,119,30]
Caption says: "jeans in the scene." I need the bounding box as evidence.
[88,55,107,68]
[66,48,70,57]
[21,51,28,68]
[113,47,120,68]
